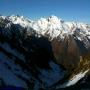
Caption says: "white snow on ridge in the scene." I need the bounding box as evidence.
[9,15,32,28]
[0,15,90,40]
[56,69,89,89]
[10,15,90,39]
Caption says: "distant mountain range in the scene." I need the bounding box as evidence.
[0,15,90,90]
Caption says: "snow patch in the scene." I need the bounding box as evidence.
[0,43,25,61]
[38,61,65,87]
[56,69,89,89]
[0,52,28,88]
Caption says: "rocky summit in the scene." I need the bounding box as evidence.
[0,15,90,90]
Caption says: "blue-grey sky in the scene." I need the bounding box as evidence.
[0,0,90,23]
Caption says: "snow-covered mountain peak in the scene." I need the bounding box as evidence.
[0,15,90,40]
[0,15,90,90]
[48,15,63,23]
[8,15,31,27]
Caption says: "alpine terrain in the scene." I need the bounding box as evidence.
[0,15,90,90]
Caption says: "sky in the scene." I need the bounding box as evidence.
[0,0,90,23]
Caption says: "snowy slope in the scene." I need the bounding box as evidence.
[0,15,90,40]
[56,69,89,89]
[0,42,65,89]
[10,15,90,40]
[0,15,90,50]
[0,15,90,90]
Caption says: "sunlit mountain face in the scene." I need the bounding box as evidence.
[0,15,90,90]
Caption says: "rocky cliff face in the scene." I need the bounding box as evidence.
[0,15,90,90]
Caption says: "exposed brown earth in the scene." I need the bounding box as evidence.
[51,36,80,72]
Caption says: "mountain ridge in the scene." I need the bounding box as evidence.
[0,15,90,40]
[0,15,90,90]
